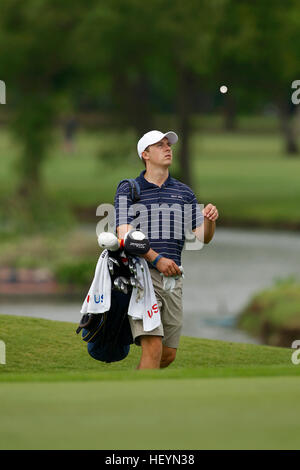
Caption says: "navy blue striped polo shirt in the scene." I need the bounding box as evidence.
[114,170,203,266]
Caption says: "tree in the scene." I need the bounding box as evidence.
[210,0,259,131]
[232,0,300,155]
[152,0,225,187]
[74,0,225,188]
[72,0,157,138]
[0,0,84,198]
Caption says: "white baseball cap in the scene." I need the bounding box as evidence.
[137,130,178,159]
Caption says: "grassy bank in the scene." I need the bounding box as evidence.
[0,315,300,450]
[238,277,300,347]
[0,314,298,382]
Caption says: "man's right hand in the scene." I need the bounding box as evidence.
[156,257,182,277]
[139,246,181,277]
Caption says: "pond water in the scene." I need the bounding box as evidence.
[1,227,300,345]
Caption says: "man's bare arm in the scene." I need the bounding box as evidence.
[193,218,215,244]
[193,203,219,244]
[117,224,134,239]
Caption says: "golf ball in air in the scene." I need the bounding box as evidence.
[220,85,228,94]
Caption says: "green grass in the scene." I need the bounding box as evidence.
[1,377,300,450]
[1,315,300,449]
[193,133,300,225]
[0,314,298,382]
[1,125,300,229]
[44,131,300,226]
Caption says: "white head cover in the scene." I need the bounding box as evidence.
[137,130,178,159]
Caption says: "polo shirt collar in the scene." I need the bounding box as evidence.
[137,170,174,189]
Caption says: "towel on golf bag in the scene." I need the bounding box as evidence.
[80,251,161,332]
[127,258,161,331]
[80,249,111,314]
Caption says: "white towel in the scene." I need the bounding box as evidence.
[80,252,161,332]
[80,250,111,314]
[128,259,161,332]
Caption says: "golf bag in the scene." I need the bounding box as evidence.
[76,178,142,363]
[76,250,136,363]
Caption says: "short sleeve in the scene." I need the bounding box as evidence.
[184,191,204,232]
[114,182,136,229]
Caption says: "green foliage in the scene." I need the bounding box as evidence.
[0,226,98,270]
[0,0,300,228]
[238,278,300,346]
[54,258,97,288]
[273,275,299,287]
[0,190,75,237]
[1,128,300,236]
[96,130,137,167]
[0,0,85,197]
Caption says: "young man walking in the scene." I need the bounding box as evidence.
[114,130,219,370]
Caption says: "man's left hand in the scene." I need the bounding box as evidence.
[202,204,219,222]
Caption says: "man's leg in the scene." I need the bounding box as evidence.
[160,345,177,368]
[137,335,163,369]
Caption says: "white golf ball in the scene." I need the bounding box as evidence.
[220,85,228,94]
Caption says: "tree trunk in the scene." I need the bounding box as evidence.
[177,69,193,188]
[277,100,298,155]
[17,148,43,199]
[112,71,153,137]
[130,75,153,138]
[13,96,54,199]
[223,93,237,131]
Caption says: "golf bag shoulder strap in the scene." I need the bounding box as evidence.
[117,178,141,203]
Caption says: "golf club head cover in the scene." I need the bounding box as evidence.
[124,230,150,256]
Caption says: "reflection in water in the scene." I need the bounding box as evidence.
[1,228,300,345]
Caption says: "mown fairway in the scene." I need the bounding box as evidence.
[1,377,300,449]
[0,315,300,449]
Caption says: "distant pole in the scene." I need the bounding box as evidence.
[0,340,6,365]
[0,80,6,104]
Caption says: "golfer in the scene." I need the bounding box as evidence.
[114,130,219,369]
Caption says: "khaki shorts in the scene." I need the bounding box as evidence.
[128,267,183,349]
